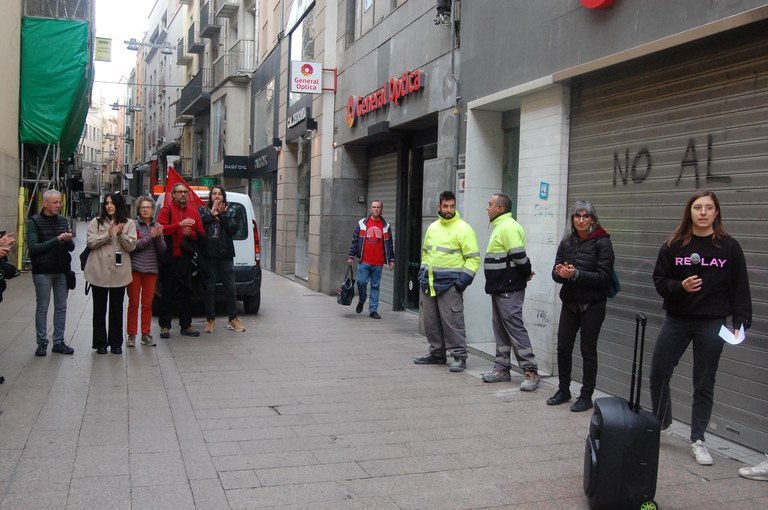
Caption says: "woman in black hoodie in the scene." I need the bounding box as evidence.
[548,200,615,412]
[650,190,751,466]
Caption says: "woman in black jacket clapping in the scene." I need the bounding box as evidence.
[198,186,245,334]
[547,200,615,412]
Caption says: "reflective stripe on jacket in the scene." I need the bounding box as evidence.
[484,212,532,294]
[418,211,480,297]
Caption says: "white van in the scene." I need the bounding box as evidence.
[154,188,262,313]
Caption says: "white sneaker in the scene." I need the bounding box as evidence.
[691,440,713,465]
[739,454,768,481]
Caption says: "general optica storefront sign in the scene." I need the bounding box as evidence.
[290,61,322,94]
[345,69,424,128]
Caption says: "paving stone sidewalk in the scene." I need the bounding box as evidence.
[0,226,766,509]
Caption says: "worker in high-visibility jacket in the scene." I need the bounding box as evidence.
[481,192,540,392]
[413,191,480,373]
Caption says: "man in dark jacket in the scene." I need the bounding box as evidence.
[27,190,75,356]
[347,200,395,319]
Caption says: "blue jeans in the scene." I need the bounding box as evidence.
[204,257,237,321]
[33,273,68,346]
[356,263,383,313]
[649,315,725,442]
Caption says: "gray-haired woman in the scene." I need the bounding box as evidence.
[547,200,615,412]
[126,196,165,347]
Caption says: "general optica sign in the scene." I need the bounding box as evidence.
[346,69,424,128]
[290,61,322,94]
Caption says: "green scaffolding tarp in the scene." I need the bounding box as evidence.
[19,17,93,160]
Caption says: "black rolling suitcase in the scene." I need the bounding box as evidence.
[583,313,660,510]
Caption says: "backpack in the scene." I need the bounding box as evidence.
[607,269,621,298]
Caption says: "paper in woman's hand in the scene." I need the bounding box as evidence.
[719,324,746,345]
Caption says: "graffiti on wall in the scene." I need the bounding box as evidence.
[613,134,731,186]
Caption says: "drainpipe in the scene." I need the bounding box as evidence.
[450,0,460,173]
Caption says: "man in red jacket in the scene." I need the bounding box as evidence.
[157,183,205,338]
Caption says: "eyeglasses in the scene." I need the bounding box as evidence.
[573,214,591,221]
[174,190,188,194]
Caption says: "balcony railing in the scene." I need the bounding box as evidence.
[200,2,220,39]
[213,39,256,88]
[23,0,90,21]
[177,38,192,65]
[176,68,212,118]
[177,157,193,180]
[215,0,239,18]
[188,22,204,54]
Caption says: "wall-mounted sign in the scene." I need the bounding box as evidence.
[94,37,111,62]
[290,61,322,94]
[287,107,308,129]
[580,0,614,8]
[249,146,278,178]
[346,69,424,128]
[223,155,251,179]
[539,181,550,200]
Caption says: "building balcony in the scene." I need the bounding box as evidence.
[177,157,194,180]
[188,22,205,54]
[212,39,256,88]
[215,0,239,18]
[176,68,212,118]
[23,0,92,22]
[177,38,192,65]
[200,2,220,39]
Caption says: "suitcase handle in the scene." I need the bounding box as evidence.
[629,313,647,413]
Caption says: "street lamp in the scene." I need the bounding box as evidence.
[125,38,174,55]
[111,102,143,113]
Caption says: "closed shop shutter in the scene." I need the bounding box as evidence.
[567,24,768,452]
[367,153,398,306]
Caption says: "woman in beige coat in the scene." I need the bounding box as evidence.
[85,192,136,354]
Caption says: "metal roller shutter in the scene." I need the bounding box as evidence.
[568,25,768,452]
[367,153,398,306]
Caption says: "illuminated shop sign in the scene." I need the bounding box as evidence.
[345,69,424,128]
[580,0,614,8]
[287,107,308,129]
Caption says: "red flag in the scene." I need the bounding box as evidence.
[165,167,206,210]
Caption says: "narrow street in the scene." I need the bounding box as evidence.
[0,223,765,509]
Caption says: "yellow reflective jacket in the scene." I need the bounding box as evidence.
[418,211,480,297]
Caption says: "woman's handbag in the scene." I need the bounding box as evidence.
[66,270,76,290]
[336,266,356,306]
[607,269,621,298]
[79,246,91,270]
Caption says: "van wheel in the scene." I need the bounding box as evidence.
[243,293,260,314]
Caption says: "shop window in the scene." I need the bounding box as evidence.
[288,7,316,106]
[213,96,227,163]
[252,78,275,150]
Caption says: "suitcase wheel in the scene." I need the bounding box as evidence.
[639,500,658,510]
